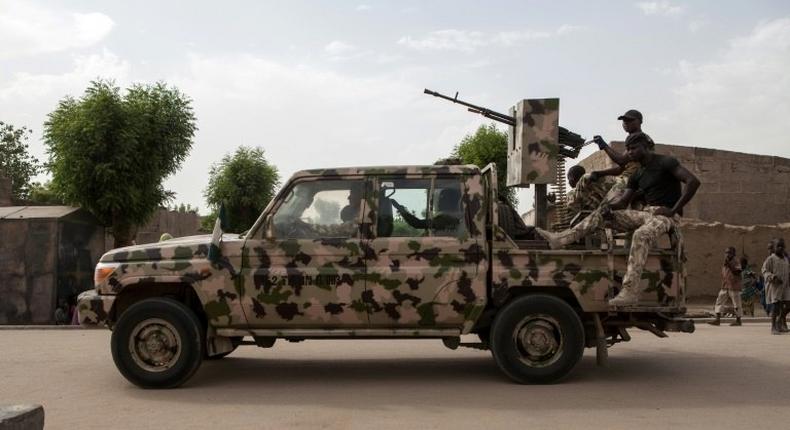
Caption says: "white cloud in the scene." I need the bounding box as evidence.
[398,30,488,53]
[0,0,114,59]
[355,4,372,11]
[0,50,129,102]
[636,1,684,16]
[324,41,356,56]
[655,18,790,157]
[398,25,582,52]
[688,19,707,33]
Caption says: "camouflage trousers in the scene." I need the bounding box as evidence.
[552,206,678,291]
[567,174,628,213]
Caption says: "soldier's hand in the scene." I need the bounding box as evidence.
[593,135,608,150]
[600,204,613,220]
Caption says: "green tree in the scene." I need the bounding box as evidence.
[28,181,65,205]
[44,79,197,247]
[451,123,516,205]
[203,146,280,233]
[0,122,39,202]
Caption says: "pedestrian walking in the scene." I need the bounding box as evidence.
[709,247,743,326]
[761,238,788,335]
[740,257,760,317]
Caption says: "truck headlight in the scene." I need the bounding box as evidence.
[94,263,120,286]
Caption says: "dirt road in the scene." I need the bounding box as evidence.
[1,324,788,429]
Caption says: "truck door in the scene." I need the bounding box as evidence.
[240,177,370,328]
[364,174,487,331]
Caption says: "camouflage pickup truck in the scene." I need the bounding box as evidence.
[78,163,694,388]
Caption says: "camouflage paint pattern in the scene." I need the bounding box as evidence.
[362,173,487,333]
[506,99,560,187]
[84,234,248,327]
[76,289,115,325]
[79,165,489,334]
[77,164,687,335]
[568,174,616,213]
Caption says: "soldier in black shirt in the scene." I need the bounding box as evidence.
[537,133,700,305]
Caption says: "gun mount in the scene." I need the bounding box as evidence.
[424,88,588,229]
[424,89,587,163]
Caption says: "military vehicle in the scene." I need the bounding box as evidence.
[78,95,694,388]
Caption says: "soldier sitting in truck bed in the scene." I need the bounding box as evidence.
[569,110,655,215]
[536,132,700,306]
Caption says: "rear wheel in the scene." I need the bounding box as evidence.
[490,294,584,384]
[111,298,203,389]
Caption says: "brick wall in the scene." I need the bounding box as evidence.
[578,143,790,225]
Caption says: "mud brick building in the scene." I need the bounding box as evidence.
[0,204,201,324]
[0,207,104,324]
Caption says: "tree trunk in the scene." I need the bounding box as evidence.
[111,213,136,248]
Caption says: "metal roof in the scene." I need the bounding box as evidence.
[0,206,82,220]
[293,164,481,179]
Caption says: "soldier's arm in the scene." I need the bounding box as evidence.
[601,145,630,167]
[591,165,625,179]
[392,200,429,229]
[668,164,700,216]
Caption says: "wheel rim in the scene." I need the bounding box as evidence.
[128,318,182,372]
[512,314,564,368]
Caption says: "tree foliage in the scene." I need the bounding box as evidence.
[0,121,40,202]
[451,123,516,205]
[44,79,196,247]
[204,146,280,233]
[28,181,65,205]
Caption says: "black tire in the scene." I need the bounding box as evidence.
[111,298,203,389]
[204,337,242,360]
[490,294,584,384]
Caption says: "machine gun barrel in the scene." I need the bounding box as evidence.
[424,89,515,126]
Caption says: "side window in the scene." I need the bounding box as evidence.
[432,179,466,237]
[377,178,466,238]
[272,180,364,239]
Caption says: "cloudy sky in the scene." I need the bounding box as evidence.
[2,0,789,214]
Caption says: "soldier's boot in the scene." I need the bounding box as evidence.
[729,317,741,326]
[707,313,721,326]
[608,285,640,306]
[534,227,584,250]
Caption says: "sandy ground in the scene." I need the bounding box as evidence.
[1,324,789,430]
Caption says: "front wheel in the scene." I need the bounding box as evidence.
[490,294,585,384]
[111,298,203,389]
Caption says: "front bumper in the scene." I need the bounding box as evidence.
[77,289,116,327]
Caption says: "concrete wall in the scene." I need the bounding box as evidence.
[681,220,790,298]
[0,176,11,207]
[577,143,790,226]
